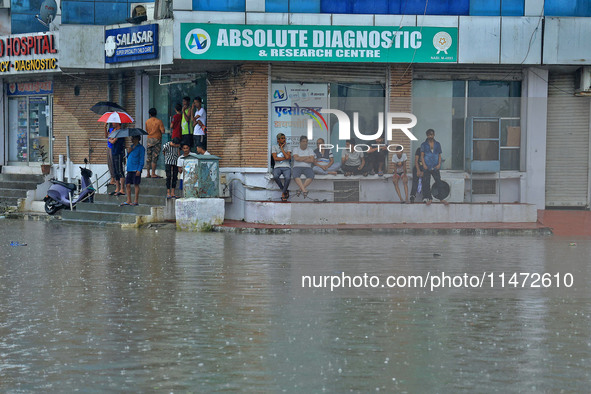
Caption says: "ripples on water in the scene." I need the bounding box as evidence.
[1,220,590,392]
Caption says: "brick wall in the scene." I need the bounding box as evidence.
[52,72,136,164]
[207,63,269,168]
[388,65,413,172]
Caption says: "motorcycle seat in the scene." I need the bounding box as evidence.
[51,180,77,191]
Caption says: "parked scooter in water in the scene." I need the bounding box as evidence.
[44,166,95,215]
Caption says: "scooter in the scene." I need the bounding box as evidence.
[44,167,95,215]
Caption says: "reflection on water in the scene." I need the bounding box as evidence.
[1,220,591,391]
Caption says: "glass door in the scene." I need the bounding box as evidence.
[8,96,52,165]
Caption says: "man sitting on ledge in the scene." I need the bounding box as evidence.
[313,138,341,175]
[292,135,316,199]
[272,133,291,202]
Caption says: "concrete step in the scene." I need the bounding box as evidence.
[61,210,139,224]
[106,182,178,197]
[75,201,152,215]
[94,193,166,206]
[0,197,21,206]
[0,188,28,198]
[0,180,43,189]
[0,174,45,182]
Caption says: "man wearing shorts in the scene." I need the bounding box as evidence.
[121,135,145,206]
[145,107,165,178]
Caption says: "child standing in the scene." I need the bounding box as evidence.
[162,137,181,199]
[391,147,409,203]
[121,135,145,206]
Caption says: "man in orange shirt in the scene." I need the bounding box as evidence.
[145,107,165,178]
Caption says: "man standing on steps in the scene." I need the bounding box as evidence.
[192,96,207,151]
[181,97,193,149]
[121,135,145,207]
[145,107,165,178]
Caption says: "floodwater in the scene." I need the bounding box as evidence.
[1,220,591,392]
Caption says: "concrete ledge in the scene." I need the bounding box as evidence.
[242,201,538,225]
[176,198,225,231]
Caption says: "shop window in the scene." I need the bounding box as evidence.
[269,81,386,169]
[545,0,591,17]
[10,12,49,34]
[412,79,521,172]
[149,76,207,135]
[403,0,469,15]
[8,95,52,164]
[94,2,128,25]
[470,0,524,16]
[265,0,320,13]
[192,0,245,11]
[61,0,95,24]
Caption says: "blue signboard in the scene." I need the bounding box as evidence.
[7,81,53,96]
[104,24,159,63]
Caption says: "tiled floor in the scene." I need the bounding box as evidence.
[538,210,591,237]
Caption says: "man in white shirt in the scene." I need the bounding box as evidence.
[292,135,315,198]
[192,96,207,150]
[177,143,199,186]
[196,146,211,155]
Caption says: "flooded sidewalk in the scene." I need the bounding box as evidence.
[1,220,591,391]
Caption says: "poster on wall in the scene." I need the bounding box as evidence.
[271,83,329,149]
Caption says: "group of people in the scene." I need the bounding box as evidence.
[105,96,209,204]
[272,129,448,205]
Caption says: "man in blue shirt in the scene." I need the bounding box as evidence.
[420,129,448,205]
[121,135,146,206]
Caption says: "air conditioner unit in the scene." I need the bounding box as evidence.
[130,3,155,21]
[154,0,172,19]
[0,0,10,9]
[575,66,591,96]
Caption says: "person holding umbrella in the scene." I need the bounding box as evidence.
[107,123,126,196]
[99,111,135,197]
[92,102,127,186]
[121,135,146,206]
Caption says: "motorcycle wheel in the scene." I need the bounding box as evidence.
[44,199,62,215]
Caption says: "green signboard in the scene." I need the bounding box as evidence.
[181,24,457,63]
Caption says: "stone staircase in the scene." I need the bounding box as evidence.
[60,177,177,226]
[0,173,45,209]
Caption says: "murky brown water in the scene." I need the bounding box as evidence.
[1,220,590,392]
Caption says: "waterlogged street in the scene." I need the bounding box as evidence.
[1,220,591,391]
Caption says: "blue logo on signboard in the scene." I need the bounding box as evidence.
[105,24,159,64]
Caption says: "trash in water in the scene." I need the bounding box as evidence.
[433,253,441,257]
[10,241,27,247]
[569,242,577,247]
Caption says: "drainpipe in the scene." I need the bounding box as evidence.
[57,154,65,182]
[107,74,112,102]
[66,136,72,183]
[119,73,124,111]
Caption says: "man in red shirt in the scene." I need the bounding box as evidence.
[170,103,182,141]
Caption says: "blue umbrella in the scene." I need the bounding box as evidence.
[109,128,148,139]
